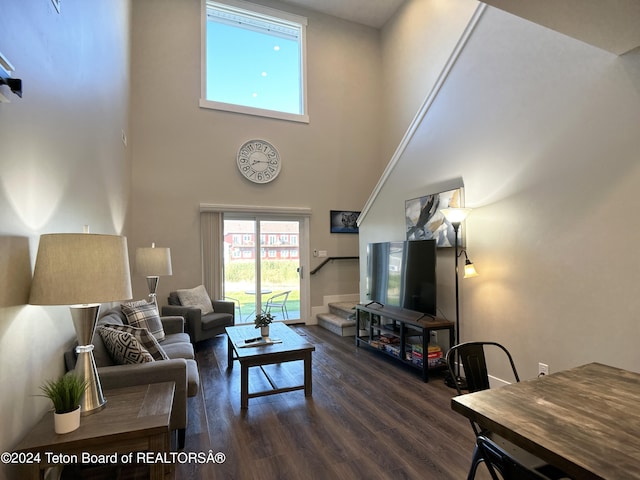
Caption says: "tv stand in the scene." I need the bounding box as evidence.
[355,303,454,382]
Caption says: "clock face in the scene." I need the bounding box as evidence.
[237,140,281,184]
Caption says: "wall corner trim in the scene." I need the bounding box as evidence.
[357,3,487,227]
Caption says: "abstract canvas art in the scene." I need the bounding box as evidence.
[405,188,464,247]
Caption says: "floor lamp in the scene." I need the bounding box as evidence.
[440,208,478,390]
[135,243,172,307]
[29,232,133,415]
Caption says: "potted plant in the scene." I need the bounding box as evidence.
[39,373,88,434]
[254,312,274,337]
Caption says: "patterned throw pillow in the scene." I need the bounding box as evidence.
[176,285,214,314]
[121,300,165,342]
[101,323,169,361]
[99,326,155,365]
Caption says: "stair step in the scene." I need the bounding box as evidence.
[328,301,358,319]
[317,312,356,337]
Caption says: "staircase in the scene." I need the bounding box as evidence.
[317,301,358,336]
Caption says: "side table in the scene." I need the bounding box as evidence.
[14,382,175,480]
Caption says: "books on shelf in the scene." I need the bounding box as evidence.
[409,343,442,367]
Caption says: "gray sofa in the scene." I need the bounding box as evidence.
[64,305,199,449]
[162,292,235,344]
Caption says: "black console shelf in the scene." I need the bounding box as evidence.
[354,303,454,382]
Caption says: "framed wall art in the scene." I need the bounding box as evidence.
[405,188,464,247]
[330,210,360,234]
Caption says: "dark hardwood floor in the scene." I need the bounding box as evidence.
[177,325,491,480]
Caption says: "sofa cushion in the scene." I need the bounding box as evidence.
[161,341,195,361]
[121,299,165,342]
[176,285,214,314]
[160,332,191,346]
[98,326,155,365]
[91,310,127,367]
[102,323,169,361]
[201,311,234,331]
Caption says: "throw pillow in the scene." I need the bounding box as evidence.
[99,326,155,365]
[176,285,214,315]
[121,300,165,342]
[102,323,169,361]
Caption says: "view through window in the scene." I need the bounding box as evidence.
[202,0,308,122]
[223,218,301,324]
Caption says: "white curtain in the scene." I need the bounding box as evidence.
[200,211,223,300]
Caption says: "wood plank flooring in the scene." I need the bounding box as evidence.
[178,325,492,480]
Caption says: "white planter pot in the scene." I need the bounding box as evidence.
[54,406,81,434]
[260,325,270,337]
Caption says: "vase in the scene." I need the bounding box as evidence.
[260,325,270,337]
[54,406,81,434]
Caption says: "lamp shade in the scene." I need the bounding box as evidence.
[29,233,133,305]
[440,207,472,224]
[464,259,479,278]
[135,245,172,276]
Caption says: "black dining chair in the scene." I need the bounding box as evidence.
[446,342,571,480]
[476,435,564,480]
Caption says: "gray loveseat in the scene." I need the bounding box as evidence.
[162,292,235,344]
[64,305,199,449]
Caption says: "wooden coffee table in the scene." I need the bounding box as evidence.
[226,323,315,409]
[14,382,174,480]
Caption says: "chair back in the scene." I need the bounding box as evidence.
[267,291,290,305]
[446,341,520,395]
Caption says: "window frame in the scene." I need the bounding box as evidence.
[200,0,309,123]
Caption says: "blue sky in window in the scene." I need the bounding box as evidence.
[206,22,301,114]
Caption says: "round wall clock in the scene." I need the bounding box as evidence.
[236,139,281,184]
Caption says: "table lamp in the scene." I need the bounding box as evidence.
[29,232,132,415]
[135,243,172,306]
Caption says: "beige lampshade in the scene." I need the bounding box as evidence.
[135,245,172,276]
[440,207,472,224]
[29,233,133,305]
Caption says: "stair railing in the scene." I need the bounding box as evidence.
[310,256,359,275]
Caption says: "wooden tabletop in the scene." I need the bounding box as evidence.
[226,322,315,360]
[451,363,640,479]
[15,382,174,454]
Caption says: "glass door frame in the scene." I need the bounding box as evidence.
[222,211,310,325]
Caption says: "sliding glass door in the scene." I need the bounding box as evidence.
[223,216,302,324]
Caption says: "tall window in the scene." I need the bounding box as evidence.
[201,0,308,123]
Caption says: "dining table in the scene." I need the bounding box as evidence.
[451,362,640,480]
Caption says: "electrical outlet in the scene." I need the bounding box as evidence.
[538,362,549,376]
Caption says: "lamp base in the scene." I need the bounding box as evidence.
[445,374,468,391]
[146,276,159,307]
[70,305,106,415]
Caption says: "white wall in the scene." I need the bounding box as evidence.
[129,0,383,311]
[360,4,640,380]
[0,1,130,478]
[380,0,478,162]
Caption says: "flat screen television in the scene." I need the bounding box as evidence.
[366,239,437,316]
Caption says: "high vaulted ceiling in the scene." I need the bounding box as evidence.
[278,0,640,55]
[484,0,640,55]
[278,0,406,28]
